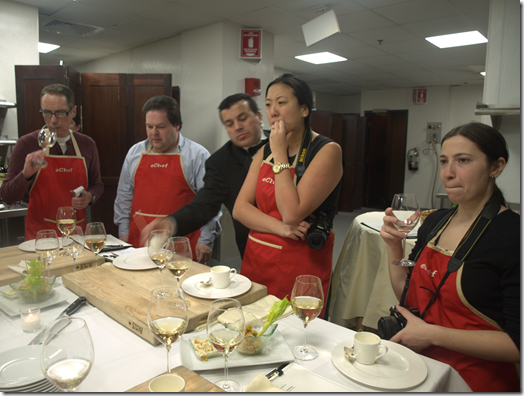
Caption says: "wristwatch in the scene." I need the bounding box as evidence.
[272,162,291,174]
[88,194,96,206]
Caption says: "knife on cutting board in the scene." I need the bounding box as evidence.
[28,296,87,345]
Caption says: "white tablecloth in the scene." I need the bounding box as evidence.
[0,279,471,392]
[329,212,416,329]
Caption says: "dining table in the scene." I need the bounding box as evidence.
[328,211,417,330]
[0,265,472,392]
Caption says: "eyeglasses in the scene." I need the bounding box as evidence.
[40,108,72,118]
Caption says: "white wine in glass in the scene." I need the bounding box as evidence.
[148,286,188,374]
[41,317,94,392]
[291,275,324,361]
[85,222,106,267]
[34,126,57,169]
[207,298,245,392]
[147,230,172,287]
[391,193,420,267]
[57,206,77,256]
[65,226,84,271]
[35,229,59,278]
[164,237,192,306]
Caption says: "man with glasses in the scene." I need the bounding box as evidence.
[0,84,103,239]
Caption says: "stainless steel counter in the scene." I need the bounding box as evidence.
[0,202,28,219]
[0,201,27,247]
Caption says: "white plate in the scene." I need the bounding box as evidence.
[18,238,70,253]
[112,250,157,271]
[0,346,45,387]
[0,286,67,316]
[180,328,294,371]
[331,338,428,390]
[182,273,252,299]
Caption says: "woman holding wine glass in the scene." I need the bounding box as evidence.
[233,74,343,316]
[380,122,519,392]
[0,83,103,240]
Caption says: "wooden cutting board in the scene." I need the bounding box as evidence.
[62,261,267,345]
[126,365,224,392]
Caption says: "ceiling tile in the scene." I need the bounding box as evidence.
[49,2,136,28]
[349,25,418,45]
[227,6,308,31]
[337,10,396,34]
[374,0,460,24]
[173,0,268,18]
[403,15,479,37]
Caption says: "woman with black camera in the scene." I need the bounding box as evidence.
[233,74,343,312]
[380,122,519,392]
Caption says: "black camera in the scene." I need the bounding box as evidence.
[305,211,331,250]
[377,305,420,340]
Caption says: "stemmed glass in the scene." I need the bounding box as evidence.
[35,229,59,278]
[391,193,420,266]
[207,298,245,392]
[147,230,172,287]
[148,286,188,374]
[164,237,192,307]
[34,126,57,169]
[85,222,107,267]
[57,206,76,256]
[41,317,94,392]
[290,274,324,361]
[64,226,84,271]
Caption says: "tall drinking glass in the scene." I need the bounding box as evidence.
[35,229,59,278]
[391,193,420,266]
[148,286,188,374]
[85,222,106,267]
[41,317,94,392]
[207,298,245,392]
[290,275,324,361]
[56,206,76,256]
[147,230,172,287]
[164,237,192,306]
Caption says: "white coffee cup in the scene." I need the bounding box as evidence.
[149,374,185,392]
[353,331,388,365]
[210,265,237,289]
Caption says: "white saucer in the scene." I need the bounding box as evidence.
[112,250,157,270]
[0,346,45,388]
[331,338,427,390]
[182,273,252,299]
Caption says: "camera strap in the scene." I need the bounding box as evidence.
[294,127,313,181]
[399,201,500,319]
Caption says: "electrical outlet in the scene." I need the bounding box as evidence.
[426,122,442,144]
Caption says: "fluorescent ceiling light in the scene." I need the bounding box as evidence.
[480,71,486,76]
[295,52,347,65]
[38,42,60,53]
[425,31,487,49]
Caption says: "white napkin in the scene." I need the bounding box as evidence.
[244,374,285,392]
[7,260,29,276]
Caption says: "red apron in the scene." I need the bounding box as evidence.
[25,133,87,240]
[241,155,333,317]
[405,235,520,392]
[127,146,200,260]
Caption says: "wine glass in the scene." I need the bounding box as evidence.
[148,286,188,374]
[35,229,59,278]
[391,193,420,266]
[41,317,94,392]
[290,274,324,361]
[57,206,77,256]
[164,237,192,307]
[34,126,57,169]
[85,222,107,267]
[64,226,84,271]
[207,298,245,392]
[147,230,172,287]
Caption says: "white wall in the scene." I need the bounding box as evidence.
[0,0,39,139]
[361,85,484,208]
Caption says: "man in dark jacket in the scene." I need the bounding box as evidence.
[139,93,266,257]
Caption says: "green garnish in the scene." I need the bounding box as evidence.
[23,259,45,290]
[257,296,291,337]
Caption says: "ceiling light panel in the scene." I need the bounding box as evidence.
[295,52,347,64]
[425,30,487,48]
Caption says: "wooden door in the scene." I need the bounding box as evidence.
[81,73,172,236]
[15,65,80,137]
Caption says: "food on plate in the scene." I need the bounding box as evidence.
[420,209,437,223]
[190,336,221,361]
[9,259,56,303]
[258,296,290,336]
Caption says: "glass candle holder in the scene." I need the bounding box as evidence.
[20,307,41,332]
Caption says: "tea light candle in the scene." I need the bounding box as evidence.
[20,307,41,332]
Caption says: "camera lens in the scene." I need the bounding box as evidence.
[307,231,327,250]
[377,316,401,340]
